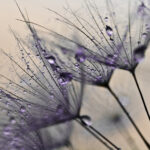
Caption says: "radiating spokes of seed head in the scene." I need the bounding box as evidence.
[44,0,150,73]
[0,11,86,132]
[0,34,85,131]
[0,108,45,150]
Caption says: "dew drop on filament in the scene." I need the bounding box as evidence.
[80,115,92,126]
[56,105,64,115]
[75,52,86,63]
[45,55,56,64]
[137,2,146,16]
[3,127,11,136]
[9,117,16,124]
[133,45,147,63]
[20,106,26,113]
[58,72,73,85]
[105,54,115,65]
[106,25,113,37]
[104,17,108,22]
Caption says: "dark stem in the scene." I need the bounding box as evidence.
[76,119,119,150]
[107,86,150,150]
[132,71,150,121]
[116,120,140,150]
[89,125,120,150]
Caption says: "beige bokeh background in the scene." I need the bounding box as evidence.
[0,0,150,150]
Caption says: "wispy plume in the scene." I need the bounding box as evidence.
[0,1,123,149]
[0,0,150,149]
[35,0,150,149]
[0,101,45,150]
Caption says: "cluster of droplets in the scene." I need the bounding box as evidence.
[42,51,74,85]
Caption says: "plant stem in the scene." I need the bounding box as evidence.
[76,119,119,150]
[116,120,140,150]
[89,125,120,150]
[132,71,150,121]
[107,86,150,150]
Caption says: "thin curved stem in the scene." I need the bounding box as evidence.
[107,86,150,150]
[132,71,150,121]
[76,119,120,150]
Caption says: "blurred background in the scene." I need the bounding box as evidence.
[0,0,150,149]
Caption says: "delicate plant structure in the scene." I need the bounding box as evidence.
[0,0,150,150]
[0,88,74,150]
[0,2,124,150]
[26,0,150,149]
[0,96,45,150]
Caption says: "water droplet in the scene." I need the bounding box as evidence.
[104,17,108,22]
[142,32,147,38]
[9,117,16,124]
[27,104,31,108]
[26,65,30,70]
[3,127,12,136]
[20,106,26,113]
[59,72,73,85]
[106,25,113,36]
[75,52,86,63]
[45,55,56,64]
[55,65,61,71]
[134,45,147,63]
[75,63,80,68]
[61,47,68,54]
[138,2,146,16]
[56,105,64,114]
[105,54,115,65]
[80,115,92,126]
[42,49,46,54]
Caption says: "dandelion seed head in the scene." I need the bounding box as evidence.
[46,0,150,75]
[0,110,45,150]
[0,8,85,132]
